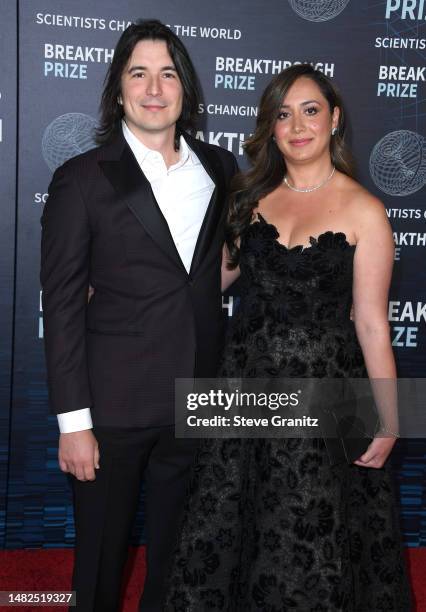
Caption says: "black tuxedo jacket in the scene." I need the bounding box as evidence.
[41,130,238,427]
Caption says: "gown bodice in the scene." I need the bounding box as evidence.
[238,213,356,328]
[221,213,365,379]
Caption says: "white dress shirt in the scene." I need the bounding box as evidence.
[57,121,215,433]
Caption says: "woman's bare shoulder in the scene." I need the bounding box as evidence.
[338,173,388,224]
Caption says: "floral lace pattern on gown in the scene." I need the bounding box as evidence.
[164,215,412,612]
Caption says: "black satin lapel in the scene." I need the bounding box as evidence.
[99,144,186,273]
[188,142,227,275]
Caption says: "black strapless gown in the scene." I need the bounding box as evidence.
[164,215,412,611]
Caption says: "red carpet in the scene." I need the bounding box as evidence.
[0,547,424,611]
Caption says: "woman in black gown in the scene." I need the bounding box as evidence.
[165,65,412,611]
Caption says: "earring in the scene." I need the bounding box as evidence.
[117,96,123,105]
[272,135,276,141]
[331,127,338,136]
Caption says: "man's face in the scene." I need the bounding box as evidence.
[120,39,183,142]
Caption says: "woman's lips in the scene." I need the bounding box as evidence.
[289,138,312,147]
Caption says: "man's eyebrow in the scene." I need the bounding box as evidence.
[128,65,177,73]
[280,99,322,108]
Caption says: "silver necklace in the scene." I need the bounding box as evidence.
[284,166,336,193]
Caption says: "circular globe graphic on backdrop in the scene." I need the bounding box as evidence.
[42,112,97,172]
[369,130,426,197]
[288,0,351,21]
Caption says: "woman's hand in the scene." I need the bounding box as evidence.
[353,435,397,468]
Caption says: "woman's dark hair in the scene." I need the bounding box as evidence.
[96,19,201,147]
[226,64,355,268]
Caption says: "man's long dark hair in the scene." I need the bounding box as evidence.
[96,19,201,147]
[226,64,355,268]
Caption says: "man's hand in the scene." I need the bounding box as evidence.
[59,430,100,481]
[353,436,396,469]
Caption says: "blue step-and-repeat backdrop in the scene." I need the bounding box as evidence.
[0,0,425,549]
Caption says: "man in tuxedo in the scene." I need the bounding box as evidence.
[41,19,237,612]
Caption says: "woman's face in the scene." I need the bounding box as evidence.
[273,76,339,166]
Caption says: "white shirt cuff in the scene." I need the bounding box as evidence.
[57,408,93,433]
